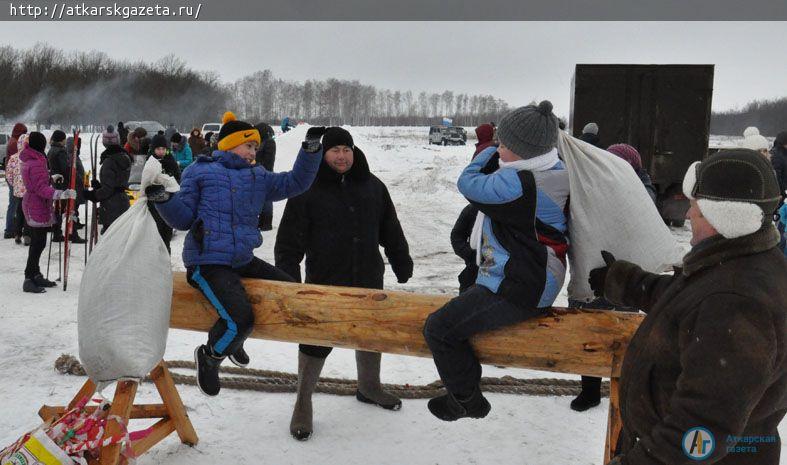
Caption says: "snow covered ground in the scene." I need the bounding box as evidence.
[0,126,783,464]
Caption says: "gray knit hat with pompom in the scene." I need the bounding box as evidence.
[497,100,559,159]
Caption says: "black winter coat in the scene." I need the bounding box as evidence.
[95,145,132,229]
[47,142,86,204]
[771,133,787,199]
[450,203,479,292]
[254,123,276,172]
[274,148,413,289]
[146,151,181,252]
[604,226,787,465]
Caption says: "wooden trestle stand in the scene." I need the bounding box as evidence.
[38,362,198,465]
[39,272,642,463]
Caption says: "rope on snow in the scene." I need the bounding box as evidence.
[54,354,610,398]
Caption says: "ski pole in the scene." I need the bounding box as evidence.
[46,228,54,280]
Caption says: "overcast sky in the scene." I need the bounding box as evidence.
[1,21,783,115]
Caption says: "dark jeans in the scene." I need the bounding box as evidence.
[423,285,544,397]
[24,227,49,279]
[14,197,26,236]
[186,257,293,357]
[4,189,16,235]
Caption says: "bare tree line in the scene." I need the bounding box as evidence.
[229,70,511,127]
[711,98,787,137]
[0,44,511,130]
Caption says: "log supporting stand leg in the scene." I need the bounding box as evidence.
[37,361,198,464]
[604,376,622,464]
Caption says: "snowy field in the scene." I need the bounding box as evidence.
[0,126,783,464]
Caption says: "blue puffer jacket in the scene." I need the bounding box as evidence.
[155,148,321,268]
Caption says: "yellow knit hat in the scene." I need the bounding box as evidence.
[217,111,261,151]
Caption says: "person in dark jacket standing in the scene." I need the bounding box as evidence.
[275,127,413,441]
[255,122,277,231]
[47,130,86,244]
[580,122,601,147]
[83,135,132,233]
[4,122,27,239]
[149,112,323,398]
[117,122,128,146]
[607,143,656,204]
[771,131,787,199]
[188,128,206,155]
[473,123,496,157]
[595,149,787,465]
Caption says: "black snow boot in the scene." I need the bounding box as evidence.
[570,376,602,412]
[427,387,490,422]
[69,232,86,244]
[355,351,402,410]
[32,273,57,288]
[229,346,250,368]
[194,344,224,397]
[23,279,46,294]
[290,351,327,441]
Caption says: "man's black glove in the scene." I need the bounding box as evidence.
[91,179,101,190]
[301,126,327,153]
[588,251,616,298]
[145,184,170,203]
[394,257,414,284]
[83,189,97,203]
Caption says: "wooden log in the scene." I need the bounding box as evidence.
[171,272,642,377]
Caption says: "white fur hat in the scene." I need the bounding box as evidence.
[743,126,760,137]
[738,134,770,152]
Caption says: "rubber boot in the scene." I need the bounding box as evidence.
[194,344,224,397]
[570,376,602,412]
[23,278,46,294]
[32,273,57,288]
[290,351,327,441]
[229,346,250,368]
[355,351,402,411]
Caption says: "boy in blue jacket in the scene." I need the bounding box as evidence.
[423,101,569,421]
[148,111,325,396]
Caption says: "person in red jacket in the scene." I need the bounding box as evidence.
[472,123,496,157]
[4,123,27,239]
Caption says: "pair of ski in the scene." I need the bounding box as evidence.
[46,130,101,291]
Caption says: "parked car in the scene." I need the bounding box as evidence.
[201,122,222,135]
[124,121,166,136]
[0,133,8,168]
[429,126,466,146]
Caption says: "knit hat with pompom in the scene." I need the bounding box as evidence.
[217,111,261,151]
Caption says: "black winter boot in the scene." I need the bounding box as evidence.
[229,346,250,368]
[23,279,46,293]
[570,376,602,412]
[290,351,327,441]
[355,351,401,410]
[69,231,86,244]
[32,273,57,288]
[194,345,224,397]
[428,387,490,421]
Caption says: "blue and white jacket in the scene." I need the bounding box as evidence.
[155,149,321,268]
[458,147,570,308]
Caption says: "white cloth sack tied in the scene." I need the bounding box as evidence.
[558,132,684,302]
[78,157,178,390]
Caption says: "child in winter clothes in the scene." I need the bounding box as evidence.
[5,134,29,244]
[149,112,324,396]
[146,134,181,252]
[423,101,569,421]
[20,132,77,293]
[170,133,193,170]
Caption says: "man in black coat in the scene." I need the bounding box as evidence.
[47,130,86,243]
[275,127,413,442]
[254,122,277,231]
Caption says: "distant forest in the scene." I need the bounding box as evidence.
[0,43,510,129]
[710,98,787,137]
[0,44,783,134]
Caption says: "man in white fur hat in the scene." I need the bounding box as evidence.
[591,149,787,465]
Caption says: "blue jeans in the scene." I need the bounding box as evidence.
[5,188,17,235]
[423,285,544,396]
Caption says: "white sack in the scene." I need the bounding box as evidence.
[78,157,175,390]
[558,132,684,302]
